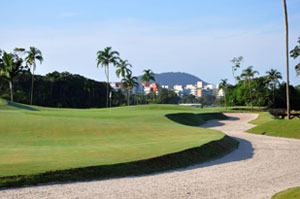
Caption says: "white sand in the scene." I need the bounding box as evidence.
[1,113,300,199]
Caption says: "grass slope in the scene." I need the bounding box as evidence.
[272,187,300,199]
[247,112,300,139]
[0,99,238,187]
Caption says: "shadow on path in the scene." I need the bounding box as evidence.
[199,116,240,128]
[180,136,254,171]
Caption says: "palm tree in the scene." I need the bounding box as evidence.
[121,73,139,106]
[14,48,25,57]
[231,56,243,83]
[96,47,120,108]
[296,64,300,76]
[283,0,290,119]
[25,47,43,105]
[140,69,155,85]
[116,59,132,78]
[266,69,282,108]
[241,66,259,109]
[290,37,300,76]
[0,51,24,101]
[218,79,228,110]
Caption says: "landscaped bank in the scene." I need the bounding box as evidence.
[272,187,300,199]
[247,112,300,139]
[0,99,238,188]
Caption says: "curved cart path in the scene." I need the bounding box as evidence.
[1,113,300,199]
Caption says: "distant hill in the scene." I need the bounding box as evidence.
[138,72,206,87]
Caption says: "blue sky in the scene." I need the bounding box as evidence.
[1,0,300,85]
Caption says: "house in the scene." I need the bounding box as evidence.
[110,82,122,90]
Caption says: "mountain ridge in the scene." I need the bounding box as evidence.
[138,72,207,87]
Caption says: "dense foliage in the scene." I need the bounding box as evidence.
[220,56,300,110]
[0,71,125,108]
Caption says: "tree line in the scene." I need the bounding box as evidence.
[219,36,300,111]
[0,46,184,108]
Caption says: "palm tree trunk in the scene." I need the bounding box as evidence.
[248,79,253,110]
[224,90,227,110]
[9,80,13,101]
[30,65,35,105]
[283,0,290,120]
[106,66,109,108]
[273,83,275,109]
[127,89,130,106]
[232,68,236,83]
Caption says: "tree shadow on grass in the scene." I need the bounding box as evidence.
[6,100,38,111]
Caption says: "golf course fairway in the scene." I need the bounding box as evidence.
[0,99,238,187]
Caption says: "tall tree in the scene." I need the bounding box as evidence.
[266,69,282,108]
[241,66,259,109]
[25,47,43,105]
[218,79,229,110]
[140,69,155,90]
[14,48,25,57]
[231,56,243,82]
[121,73,138,106]
[283,0,290,119]
[290,36,300,76]
[96,47,120,108]
[0,51,25,101]
[116,59,132,79]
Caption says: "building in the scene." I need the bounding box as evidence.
[162,85,169,89]
[142,83,151,94]
[216,84,225,98]
[196,88,214,98]
[185,84,197,96]
[204,84,214,90]
[110,82,122,90]
[142,83,160,95]
[173,85,184,95]
[151,83,160,94]
[196,81,204,88]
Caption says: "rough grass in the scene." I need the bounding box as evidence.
[247,112,300,139]
[0,98,238,187]
[272,187,300,199]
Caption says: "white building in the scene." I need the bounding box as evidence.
[110,82,122,90]
[204,84,214,90]
[216,84,225,98]
[196,81,204,88]
[143,86,152,94]
[185,84,197,96]
[162,85,169,89]
[173,85,183,95]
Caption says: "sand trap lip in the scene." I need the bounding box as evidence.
[1,113,300,199]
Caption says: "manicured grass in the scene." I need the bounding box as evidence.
[272,187,300,199]
[247,112,300,139]
[249,112,274,125]
[0,98,238,187]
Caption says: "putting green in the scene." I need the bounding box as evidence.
[0,99,228,177]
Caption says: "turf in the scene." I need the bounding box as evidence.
[272,187,300,199]
[0,98,231,179]
[247,112,300,139]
